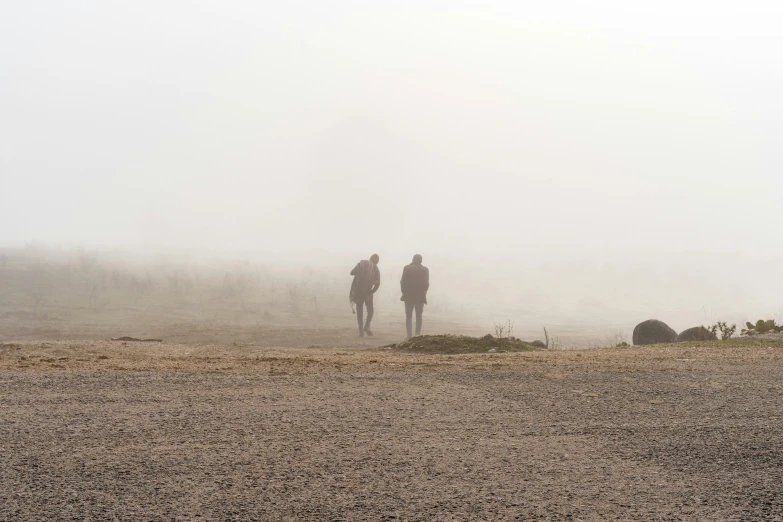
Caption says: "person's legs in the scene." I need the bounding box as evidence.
[356,299,365,337]
[414,301,424,336]
[364,294,374,335]
[405,300,414,339]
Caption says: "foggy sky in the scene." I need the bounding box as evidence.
[1,1,781,258]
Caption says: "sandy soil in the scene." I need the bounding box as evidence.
[2,339,783,521]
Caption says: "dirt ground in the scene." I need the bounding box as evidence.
[2,338,783,521]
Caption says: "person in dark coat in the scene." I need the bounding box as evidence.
[350,253,380,337]
[400,254,429,339]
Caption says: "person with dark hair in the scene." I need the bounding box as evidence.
[400,254,429,339]
[350,253,381,337]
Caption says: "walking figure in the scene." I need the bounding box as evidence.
[350,254,380,337]
[400,254,429,339]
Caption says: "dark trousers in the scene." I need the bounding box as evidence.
[356,294,374,333]
[404,300,424,339]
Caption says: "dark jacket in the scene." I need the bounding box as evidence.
[350,261,380,300]
[400,262,429,303]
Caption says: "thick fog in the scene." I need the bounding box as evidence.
[1,1,782,338]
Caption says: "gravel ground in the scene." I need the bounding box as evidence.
[2,339,783,521]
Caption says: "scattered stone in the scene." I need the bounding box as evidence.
[632,320,677,346]
[677,326,718,342]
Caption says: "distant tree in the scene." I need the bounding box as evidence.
[493,320,514,339]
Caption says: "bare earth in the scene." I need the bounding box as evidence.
[2,339,783,521]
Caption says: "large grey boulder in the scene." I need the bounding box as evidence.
[677,326,718,342]
[633,319,678,345]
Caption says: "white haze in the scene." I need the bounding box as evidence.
[1,1,782,335]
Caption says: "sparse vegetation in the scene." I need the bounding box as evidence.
[742,319,783,336]
[493,320,514,339]
[0,248,346,335]
[704,321,737,341]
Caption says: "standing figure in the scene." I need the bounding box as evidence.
[400,254,429,339]
[350,254,381,337]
